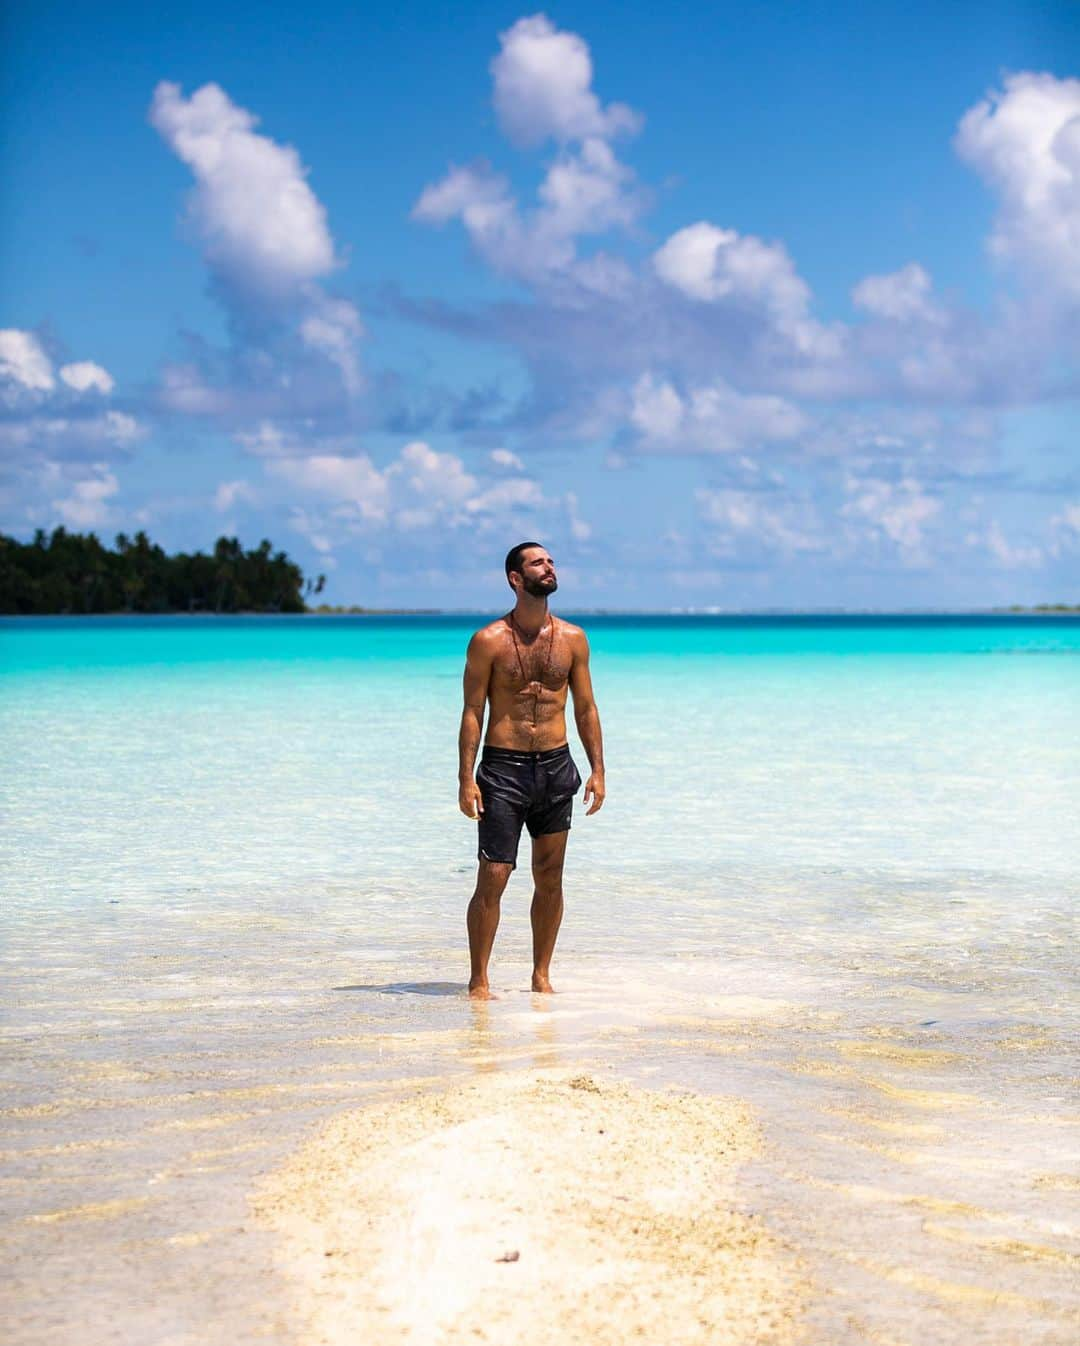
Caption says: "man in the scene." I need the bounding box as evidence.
[458,542,605,999]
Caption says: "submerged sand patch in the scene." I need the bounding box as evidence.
[254,1069,805,1346]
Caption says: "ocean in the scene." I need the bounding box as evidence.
[2,613,1078,1344]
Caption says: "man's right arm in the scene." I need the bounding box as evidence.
[458,631,492,818]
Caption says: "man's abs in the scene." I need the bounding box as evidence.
[484,697,569,752]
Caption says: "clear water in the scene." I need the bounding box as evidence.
[3,615,1078,1345]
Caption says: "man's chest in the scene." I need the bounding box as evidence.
[492,638,572,691]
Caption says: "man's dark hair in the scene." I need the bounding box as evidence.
[505,541,543,579]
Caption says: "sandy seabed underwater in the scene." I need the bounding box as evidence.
[2,614,1078,1344]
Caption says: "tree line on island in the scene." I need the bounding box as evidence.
[0,528,326,614]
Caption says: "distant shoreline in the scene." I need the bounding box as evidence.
[3,606,1079,619]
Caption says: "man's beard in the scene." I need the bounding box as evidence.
[522,575,557,598]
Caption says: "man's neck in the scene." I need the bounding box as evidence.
[511,594,549,637]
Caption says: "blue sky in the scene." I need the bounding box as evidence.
[2,0,1078,609]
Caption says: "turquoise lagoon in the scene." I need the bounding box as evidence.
[2,614,1078,1344]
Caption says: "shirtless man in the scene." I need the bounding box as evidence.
[458,542,605,999]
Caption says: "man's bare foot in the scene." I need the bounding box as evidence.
[469,981,494,1000]
[531,972,555,993]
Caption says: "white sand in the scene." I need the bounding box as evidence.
[254,1069,805,1345]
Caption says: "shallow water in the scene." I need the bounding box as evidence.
[2,615,1078,1344]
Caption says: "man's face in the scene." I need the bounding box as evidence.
[515,547,558,598]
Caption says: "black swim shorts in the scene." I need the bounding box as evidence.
[476,743,583,869]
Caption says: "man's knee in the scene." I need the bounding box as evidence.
[530,846,566,894]
[475,857,514,901]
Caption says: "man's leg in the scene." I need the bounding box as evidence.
[467,858,514,999]
[530,829,568,993]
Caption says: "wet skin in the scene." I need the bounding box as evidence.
[458,547,605,998]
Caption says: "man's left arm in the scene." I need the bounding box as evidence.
[568,630,605,816]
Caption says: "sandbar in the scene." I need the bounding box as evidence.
[254,1068,805,1345]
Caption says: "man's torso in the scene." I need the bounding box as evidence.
[481,614,578,752]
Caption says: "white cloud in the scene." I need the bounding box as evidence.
[288,506,338,563]
[159,363,231,416]
[50,463,119,529]
[852,263,943,323]
[412,163,512,230]
[1049,501,1080,555]
[696,487,825,557]
[464,477,542,514]
[59,361,115,394]
[267,453,391,522]
[150,81,337,298]
[414,139,641,293]
[630,374,684,440]
[490,448,525,471]
[150,82,363,402]
[214,479,259,512]
[0,410,142,460]
[491,14,641,148]
[0,329,137,471]
[299,296,364,396]
[630,373,807,453]
[979,519,1043,569]
[652,222,839,357]
[0,329,55,395]
[654,222,807,311]
[842,476,941,559]
[388,440,478,508]
[414,17,643,296]
[564,489,591,541]
[102,411,140,443]
[252,435,561,546]
[955,71,1080,298]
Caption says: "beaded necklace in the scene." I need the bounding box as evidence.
[508,611,556,720]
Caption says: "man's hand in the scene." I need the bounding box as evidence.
[583,772,605,816]
[459,780,484,820]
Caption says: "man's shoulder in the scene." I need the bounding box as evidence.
[468,617,508,648]
[554,616,590,655]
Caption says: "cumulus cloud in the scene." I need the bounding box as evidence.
[696,487,826,558]
[490,447,525,471]
[299,295,364,396]
[0,329,55,394]
[465,476,543,515]
[150,81,337,299]
[406,23,1080,486]
[491,14,641,148]
[852,263,943,323]
[652,222,839,358]
[0,328,138,468]
[50,463,120,529]
[59,361,116,394]
[955,72,1080,299]
[975,519,1043,569]
[841,476,941,561]
[267,452,391,522]
[414,139,641,295]
[213,479,259,512]
[1,331,119,407]
[249,433,564,550]
[630,373,807,453]
[654,223,804,310]
[0,411,142,459]
[151,81,363,402]
[414,16,643,297]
